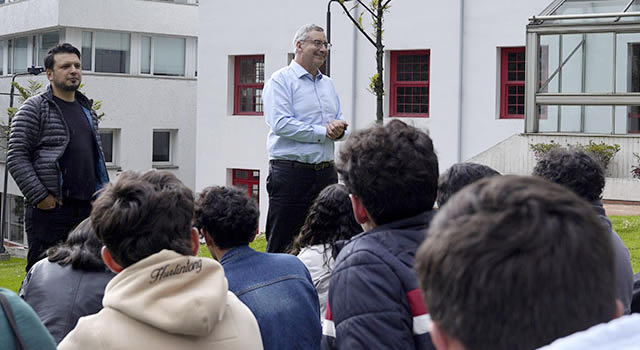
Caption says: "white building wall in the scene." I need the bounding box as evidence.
[0,0,198,197]
[198,0,561,230]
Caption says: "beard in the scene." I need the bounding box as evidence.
[54,78,80,92]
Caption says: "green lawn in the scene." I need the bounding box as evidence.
[1,220,638,294]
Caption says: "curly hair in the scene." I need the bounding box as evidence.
[194,186,259,250]
[337,120,438,225]
[416,175,615,350]
[437,162,500,208]
[47,218,108,272]
[532,148,605,202]
[91,170,194,268]
[289,184,363,257]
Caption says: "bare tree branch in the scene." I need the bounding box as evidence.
[335,0,377,47]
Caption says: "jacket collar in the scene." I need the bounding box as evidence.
[335,210,436,254]
[43,84,93,110]
[219,245,255,266]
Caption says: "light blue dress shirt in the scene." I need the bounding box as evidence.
[264,60,347,164]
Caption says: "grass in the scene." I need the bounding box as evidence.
[1,221,638,294]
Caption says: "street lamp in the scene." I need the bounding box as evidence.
[0,66,45,256]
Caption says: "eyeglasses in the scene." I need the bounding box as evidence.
[304,39,332,49]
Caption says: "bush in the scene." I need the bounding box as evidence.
[530,140,620,171]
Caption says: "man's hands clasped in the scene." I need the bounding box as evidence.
[326,120,348,140]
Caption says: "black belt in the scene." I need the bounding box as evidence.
[270,160,334,171]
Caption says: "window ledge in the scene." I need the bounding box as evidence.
[521,132,640,138]
[153,164,179,169]
[106,165,122,171]
[82,72,197,81]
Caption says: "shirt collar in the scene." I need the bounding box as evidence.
[290,60,323,80]
[219,245,255,265]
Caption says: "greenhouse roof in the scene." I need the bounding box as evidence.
[532,0,640,24]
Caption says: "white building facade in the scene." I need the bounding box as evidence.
[0,0,198,246]
[197,0,593,232]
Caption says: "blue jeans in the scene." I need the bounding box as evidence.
[266,160,337,253]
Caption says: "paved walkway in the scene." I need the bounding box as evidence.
[603,202,640,216]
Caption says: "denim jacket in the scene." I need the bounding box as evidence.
[220,245,322,350]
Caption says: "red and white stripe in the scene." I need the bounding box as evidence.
[407,289,431,335]
[322,302,336,337]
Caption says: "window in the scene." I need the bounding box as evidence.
[99,129,119,167]
[141,36,185,76]
[232,169,260,204]
[32,31,60,67]
[390,50,430,117]
[8,37,28,74]
[82,31,130,73]
[152,130,176,166]
[234,55,264,115]
[0,41,3,75]
[1,193,25,245]
[500,47,526,119]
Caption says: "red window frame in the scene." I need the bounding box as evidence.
[232,169,260,204]
[389,50,430,118]
[233,55,264,116]
[500,47,526,119]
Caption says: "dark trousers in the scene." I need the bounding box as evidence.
[25,199,92,272]
[266,160,338,253]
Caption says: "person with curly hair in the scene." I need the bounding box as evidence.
[533,148,634,314]
[322,120,438,350]
[19,218,115,344]
[196,186,321,350]
[289,184,363,317]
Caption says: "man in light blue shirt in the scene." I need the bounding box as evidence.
[263,23,348,253]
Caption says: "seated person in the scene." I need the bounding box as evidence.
[20,218,115,344]
[58,170,263,350]
[436,162,500,208]
[415,175,623,350]
[539,313,640,350]
[195,186,321,350]
[289,184,363,317]
[0,288,56,350]
[322,120,438,350]
[533,148,634,313]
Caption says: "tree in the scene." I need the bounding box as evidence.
[336,0,391,124]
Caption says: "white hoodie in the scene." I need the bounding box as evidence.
[537,314,640,350]
[59,250,263,350]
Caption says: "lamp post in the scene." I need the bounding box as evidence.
[0,66,45,257]
[326,0,357,77]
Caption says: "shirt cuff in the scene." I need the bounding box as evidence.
[313,125,327,143]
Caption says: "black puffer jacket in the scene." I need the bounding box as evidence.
[7,86,109,205]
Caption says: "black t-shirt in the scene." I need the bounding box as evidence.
[53,96,97,200]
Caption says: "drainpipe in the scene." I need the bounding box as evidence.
[350,5,358,131]
[456,0,465,162]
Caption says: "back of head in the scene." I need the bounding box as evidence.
[437,162,500,207]
[290,184,363,255]
[337,120,438,225]
[532,148,604,202]
[415,175,616,350]
[47,218,108,272]
[194,186,259,250]
[91,170,194,268]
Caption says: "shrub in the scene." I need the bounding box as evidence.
[530,140,620,171]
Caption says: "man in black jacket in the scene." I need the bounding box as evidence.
[7,43,109,272]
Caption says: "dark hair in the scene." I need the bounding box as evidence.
[44,43,81,70]
[532,148,605,202]
[194,186,259,250]
[337,120,438,225]
[289,184,363,256]
[91,170,194,268]
[46,218,108,272]
[415,175,616,350]
[437,162,500,207]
